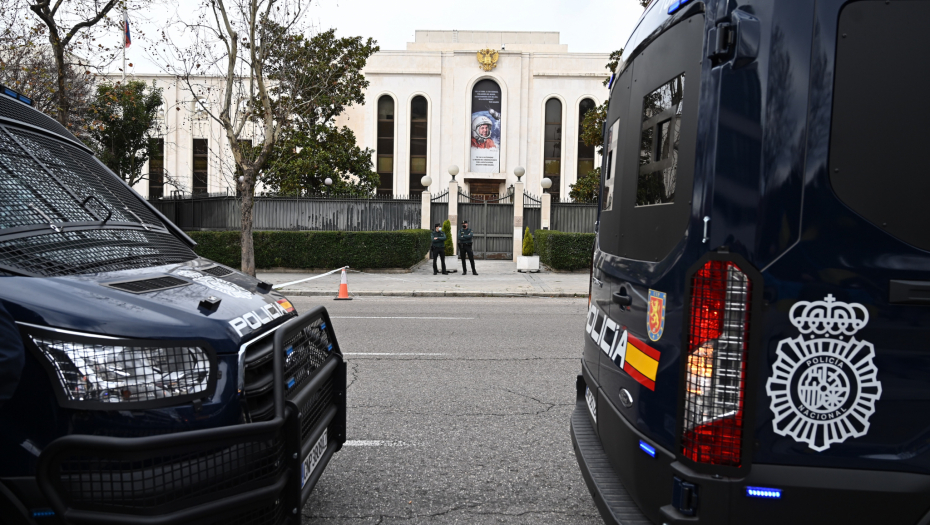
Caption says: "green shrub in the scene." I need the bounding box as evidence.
[534,230,594,271]
[522,227,534,256]
[442,220,453,256]
[186,230,431,269]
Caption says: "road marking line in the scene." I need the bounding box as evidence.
[343,440,411,447]
[343,352,446,356]
[331,316,474,319]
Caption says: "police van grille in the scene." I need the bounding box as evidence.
[54,433,286,512]
[202,265,234,277]
[300,376,334,444]
[242,319,335,423]
[105,276,189,294]
[0,229,196,277]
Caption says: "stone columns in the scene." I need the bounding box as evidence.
[513,181,524,262]
[421,191,431,231]
[448,180,458,254]
[541,193,551,230]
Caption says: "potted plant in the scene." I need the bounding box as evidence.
[517,227,540,272]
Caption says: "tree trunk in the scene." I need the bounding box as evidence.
[51,37,70,128]
[240,169,256,276]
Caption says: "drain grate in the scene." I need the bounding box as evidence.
[104,276,189,294]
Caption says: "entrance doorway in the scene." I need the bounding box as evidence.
[467,180,502,201]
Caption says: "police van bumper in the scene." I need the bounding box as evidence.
[2,309,346,525]
[572,374,930,525]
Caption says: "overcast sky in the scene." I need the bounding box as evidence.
[126,0,646,74]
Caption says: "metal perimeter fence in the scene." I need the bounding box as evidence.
[151,194,422,232]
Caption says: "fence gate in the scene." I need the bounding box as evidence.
[458,188,514,260]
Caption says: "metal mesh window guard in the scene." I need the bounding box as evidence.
[681,260,752,467]
[30,336,212,404]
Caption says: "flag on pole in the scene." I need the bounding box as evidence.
[123,10,132,48]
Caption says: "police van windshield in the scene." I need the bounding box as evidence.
[0,96,196,277]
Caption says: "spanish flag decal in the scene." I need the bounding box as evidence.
[609,330,661,391]
[276,299,295,313]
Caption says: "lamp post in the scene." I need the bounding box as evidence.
[541,177,552,193]
[448,165,459,182]
[514,166,525,182]
[420,175,432,188]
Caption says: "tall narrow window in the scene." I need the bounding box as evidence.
[148,138,164,199]
[577,98,596,184]
[376,96,394,195]
[192,138,208,195]
[409,96,428,194]
[544,98,562,201]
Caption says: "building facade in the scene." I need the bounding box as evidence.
[132,31,609,202]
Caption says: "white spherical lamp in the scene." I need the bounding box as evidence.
[420,175,432,187]
[324,177,333,186]
[514,166,525,181]
[448,165,459,181]
[541,177,553,192]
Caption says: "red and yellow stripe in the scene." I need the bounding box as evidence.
[623,334,661,391]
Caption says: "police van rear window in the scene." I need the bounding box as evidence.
[829,1,930,251]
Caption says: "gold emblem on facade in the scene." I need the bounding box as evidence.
[476,49,499,71]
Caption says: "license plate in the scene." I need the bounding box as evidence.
[585,387,597,423]
[301,432,328,488]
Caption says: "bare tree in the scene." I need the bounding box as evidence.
[24,0,130,129]
[153,0,371,276]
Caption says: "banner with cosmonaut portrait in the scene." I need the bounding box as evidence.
[470,79,502,173]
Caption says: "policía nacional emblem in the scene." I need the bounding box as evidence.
[766,294,882,452]
[647,289,666,342]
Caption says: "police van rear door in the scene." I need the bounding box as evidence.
[595,10,705,458]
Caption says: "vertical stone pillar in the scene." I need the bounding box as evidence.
[448,180,458,254]
[421,191,431,230]
[513,181,524,262]
[541,193,551,230]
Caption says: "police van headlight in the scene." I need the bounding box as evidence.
[26,328,216,408]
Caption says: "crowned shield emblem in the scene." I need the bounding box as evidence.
[766,294,882,451]
[647,289,666,342]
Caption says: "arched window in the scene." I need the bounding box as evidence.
[376,96,394,195]
[544,98,562,201]
[577,98,596,182]
[409,96,428,193]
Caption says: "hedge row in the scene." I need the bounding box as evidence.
[186,230,432,270]
[534,230,595,271]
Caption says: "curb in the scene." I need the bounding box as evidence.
[278,289,587,298]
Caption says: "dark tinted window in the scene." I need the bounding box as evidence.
[376,95,394,195]
[192,138,208,194]
[577,98,596,182]
[148,138,164,200]
[637,74,684,206]
[409,95,428,193]
[544,98,562,201]
[830,1,930,251]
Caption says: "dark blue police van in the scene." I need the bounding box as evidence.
[572,0,930,523]
[0,87,346,524]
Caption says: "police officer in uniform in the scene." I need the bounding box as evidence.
[459,219,478,275]
[431,223,449,275]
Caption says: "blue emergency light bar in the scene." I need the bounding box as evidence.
[746,486,782,499]
[639,440,656,458]
[668,0,693,15]
[1,85,34,106]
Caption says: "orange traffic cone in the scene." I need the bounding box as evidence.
[334,267,352,300]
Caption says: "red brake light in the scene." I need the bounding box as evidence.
[681,260,752,467]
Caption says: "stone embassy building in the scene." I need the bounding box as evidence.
[133,30,610,202]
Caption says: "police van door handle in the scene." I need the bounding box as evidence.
[702,216,710,244]
[613,291,632,306]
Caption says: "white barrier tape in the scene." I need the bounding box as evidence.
[272,266,347,290]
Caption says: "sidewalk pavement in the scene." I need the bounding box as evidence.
[258,260,589,298]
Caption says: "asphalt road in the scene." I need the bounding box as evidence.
[290,296,601,525]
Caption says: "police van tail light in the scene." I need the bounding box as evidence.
[681,260,752,467]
